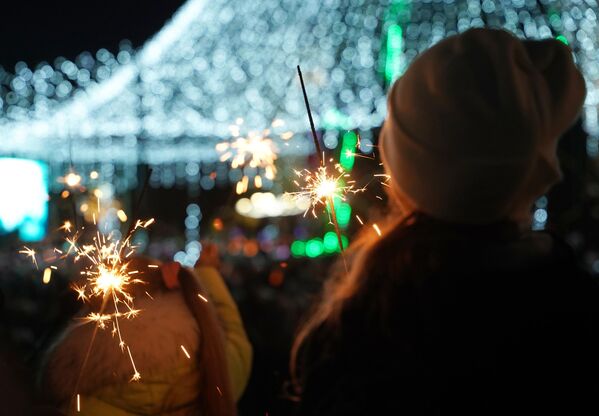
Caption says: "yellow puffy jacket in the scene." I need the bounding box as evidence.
[43,266,252,415]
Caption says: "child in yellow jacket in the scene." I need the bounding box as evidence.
[41,244,252,415]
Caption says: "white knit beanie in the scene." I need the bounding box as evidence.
[379,28,586,224]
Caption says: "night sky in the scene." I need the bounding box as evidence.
[0,0,186,69]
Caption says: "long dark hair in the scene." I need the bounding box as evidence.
[290,209,519,392]
[129,257,236,416]
[290,209,410,389]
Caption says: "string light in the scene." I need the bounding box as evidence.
[0,0,386,166]
[174,203,202,267]
[0,0,596,198]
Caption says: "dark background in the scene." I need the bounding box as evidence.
[0,0,185,69]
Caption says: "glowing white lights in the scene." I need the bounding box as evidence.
[174,203,202,267]
[235,192,310,219]
[0,0,386,165]
[0,0,597,183]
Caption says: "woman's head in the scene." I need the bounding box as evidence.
[380,28,586,224]
[292,28,586,391]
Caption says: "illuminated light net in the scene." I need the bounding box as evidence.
[0,0,597,169]
[0,0,388,166]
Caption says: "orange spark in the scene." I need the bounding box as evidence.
[373,223,382,237]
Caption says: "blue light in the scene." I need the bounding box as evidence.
[0,158,48,241]
[533,208,548,224]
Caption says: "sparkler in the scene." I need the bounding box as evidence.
[294,65,355,261]
[19,207,153,413]
[217,118,293,194]
[20,168,154,413]
[291,161,364,218]
[62,210,152,413]
[68,227,145,334]
[61,209,152,390]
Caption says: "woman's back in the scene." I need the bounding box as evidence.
[294,28,595,414]
[298,220,599,415]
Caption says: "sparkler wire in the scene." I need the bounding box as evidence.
[296,65,348,269]
[69,296,108,414]
[297,65,324,164]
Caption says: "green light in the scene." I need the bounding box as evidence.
[305,238,324,258]
[556,35,569,45]
[323,232,349,253]
[325,192,342,213]
[324,190,350,228]
[290,240,305,257]
[341,235,349,250]
[385,24,403,85]
[336,202,352,228]
[340,150,355,172]
[342,131,358,147]
[380,0,411,85]
[339,131,358,171]
[323,232,338,253]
